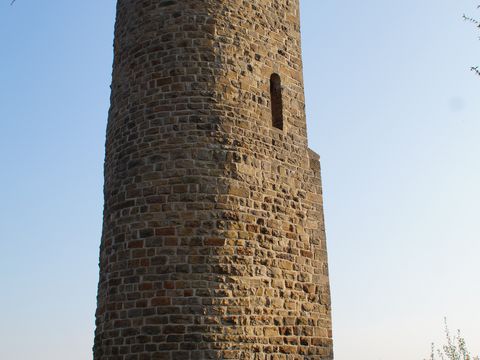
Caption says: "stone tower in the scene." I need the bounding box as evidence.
[94,0,333,359]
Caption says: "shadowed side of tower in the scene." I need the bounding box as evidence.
[94,1,333,359]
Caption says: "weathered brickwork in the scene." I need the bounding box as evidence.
[94,1,333,359]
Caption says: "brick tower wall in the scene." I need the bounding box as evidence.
[94,1,333,359]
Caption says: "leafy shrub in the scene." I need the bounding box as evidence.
[426,319,478,360]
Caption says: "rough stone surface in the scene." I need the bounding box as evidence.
[94,0,333,359]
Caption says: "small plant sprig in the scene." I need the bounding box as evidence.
[425,318,479,360]
[463,5,480,75]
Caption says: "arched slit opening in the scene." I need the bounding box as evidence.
[270,73,284,130]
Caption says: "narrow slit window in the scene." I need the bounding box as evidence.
[270,73,284,130]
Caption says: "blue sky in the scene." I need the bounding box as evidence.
[0,1,479,359]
